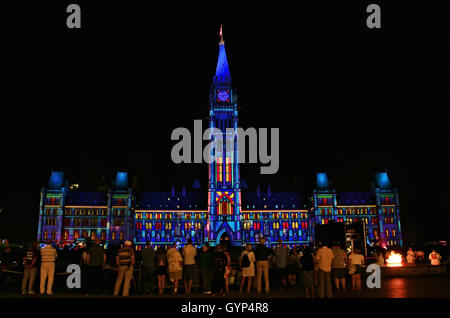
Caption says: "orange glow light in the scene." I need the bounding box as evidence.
[386,251,403,267]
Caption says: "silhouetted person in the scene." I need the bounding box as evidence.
[199,244,213,294]
[141,241,155,295]
[21,242,39,294]
[86,238,106,295]
[254,237,272,293]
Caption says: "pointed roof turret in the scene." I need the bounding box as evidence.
[213,24,232,85]
[374,171,392,189]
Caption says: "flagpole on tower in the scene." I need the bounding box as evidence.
[219,24,224,45]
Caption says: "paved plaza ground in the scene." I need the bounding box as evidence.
[1,273,449,298]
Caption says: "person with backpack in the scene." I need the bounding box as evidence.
[239,244,256,293]
[212,245,227,296]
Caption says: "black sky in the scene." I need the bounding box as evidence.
[1,1,449,244]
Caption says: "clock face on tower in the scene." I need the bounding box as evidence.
[217,90,230,102]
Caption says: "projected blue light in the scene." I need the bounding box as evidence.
[48,171,65,188]
[115,172,128,189]
[214,42,231,85]
[375,172,391,189]
[316,172,329,189]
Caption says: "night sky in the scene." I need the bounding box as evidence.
[2,1,449,244]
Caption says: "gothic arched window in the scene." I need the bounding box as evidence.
[217,195,234,215]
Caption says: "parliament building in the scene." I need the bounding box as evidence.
[37,29,402,250]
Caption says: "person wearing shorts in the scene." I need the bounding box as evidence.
[182,238,197,295]
[156,264,167,276]
[331,242,347,291]
[183,265,195,284]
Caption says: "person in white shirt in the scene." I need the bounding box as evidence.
[182,238,197,295]
[239,244,256,293]
[167,243,183,295]
[348,249,364,291]
[316,243,334,298]
[406,248,415,264]
[429,250,442,266]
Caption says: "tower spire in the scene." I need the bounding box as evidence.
[214,24,231,85]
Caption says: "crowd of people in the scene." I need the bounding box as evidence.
[0,237,447,298]
[405,247,442,265]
